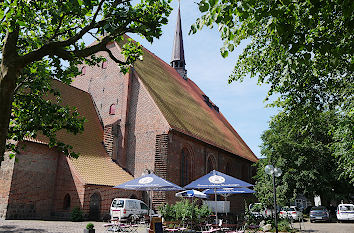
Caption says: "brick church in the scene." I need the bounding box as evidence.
[0,6,258,220]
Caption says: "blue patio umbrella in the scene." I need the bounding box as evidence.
[203,187,256,195]
[203,188,256,216]
[175,189,208,199]
[114,173,183,220]
[184,170,253,189]
[184,170,253,224]
[114,173,184,191]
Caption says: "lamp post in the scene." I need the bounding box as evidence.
[265,165,282,233]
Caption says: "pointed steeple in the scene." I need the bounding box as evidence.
[171,1,187,80]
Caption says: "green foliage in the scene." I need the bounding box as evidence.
[332,105,354,183]
[159,203,176,221]
[71,207,83,222]
[194,202,212,221]
[277,219,294,232]
[0,0,172,162]
[193,0,353,112]
[244,201,258,225]
[193,0,354,181]
[159,200,212,223]
[254,110,353,206]
[86,223,94,230]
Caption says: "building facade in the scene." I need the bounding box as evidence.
[0,5,258,220]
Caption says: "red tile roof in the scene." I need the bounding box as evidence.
[130,43,258,162]
[36,80,133,186]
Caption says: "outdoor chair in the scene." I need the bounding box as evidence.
[103,219,121,233]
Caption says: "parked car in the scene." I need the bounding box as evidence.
[110,198,151,220]
[279,206,303,221]
[249,203,263,218]
[249,203,278,219]
[310,206,330,222]
[337,204,354,222]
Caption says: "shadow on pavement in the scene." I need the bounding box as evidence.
[0,225,47,233]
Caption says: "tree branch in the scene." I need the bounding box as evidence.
[104,47,127,65]
[48,15,65,41]
[0,7,9,24]
[14,75,30,93]
[17,0,144,67]
[92,0,106,24]
[88,31,100,41]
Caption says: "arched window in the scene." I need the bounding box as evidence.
[109,104,116,115]
[180,148,191,186]
[102,61,107,69]
[81,66,86,75]
[207,155,216,173]
[63,193,71,210]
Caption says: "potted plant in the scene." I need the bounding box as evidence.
[84,223,95,233]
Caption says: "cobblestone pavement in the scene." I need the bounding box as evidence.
[0,220,147,233]
[1,220,354,233]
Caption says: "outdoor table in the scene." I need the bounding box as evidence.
[104,219,139,233]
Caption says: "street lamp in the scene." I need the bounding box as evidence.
[265,165,282,233]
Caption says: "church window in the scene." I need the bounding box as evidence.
[81,66,86,75]
[109,104,116,115]
[63,193,71,210]
[102,61,107,69]
[206,155,216,173]
[180,148,191,186]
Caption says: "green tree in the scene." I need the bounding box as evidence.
[192,0,353,183]
[192,0,353,111]
[0,0,172,163]
[255,110,353,205]
[332,105,354,183]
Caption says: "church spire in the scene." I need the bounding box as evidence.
[171,1,187,80]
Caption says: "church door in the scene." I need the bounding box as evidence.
[89,192,101,220]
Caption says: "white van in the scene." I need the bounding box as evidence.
[110,198,150,220]
[337,204,354,222]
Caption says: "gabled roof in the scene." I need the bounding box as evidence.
[131,44,258,163]
[36,80,133,186]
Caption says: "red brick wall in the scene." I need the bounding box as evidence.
[82,185,141,219]
[71,43,126,127]
[3,141,59,219]
[0,151,15,219]
[166,131,255,214]
[71,43,129,163]
[51,154,86,217]
[125,72,169,177]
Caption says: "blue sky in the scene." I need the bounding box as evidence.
[129,1,279,158]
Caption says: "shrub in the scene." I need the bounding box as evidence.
[159,200,212,223]
[159,203,176,221]
[195,202,212,222]
[71,207,83,222]
[277,219,295,232]
[86,223,94,230]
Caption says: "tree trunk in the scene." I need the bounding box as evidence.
[0,65,18,165]
[0,29,20,166]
